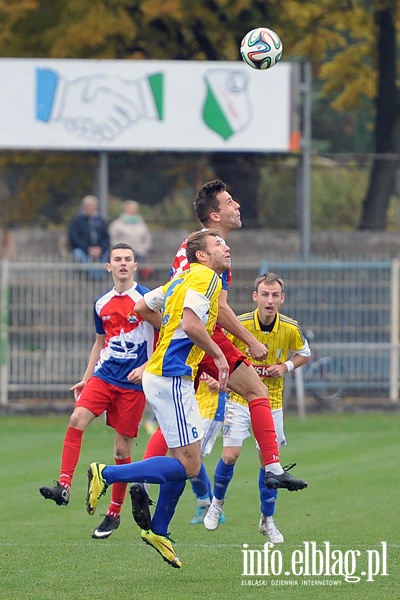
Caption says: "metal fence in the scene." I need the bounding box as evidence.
[258,260,399,406]
[1,258,399,407]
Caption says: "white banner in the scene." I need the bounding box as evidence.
[0,58,296,152]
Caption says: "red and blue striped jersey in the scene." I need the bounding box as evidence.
[170,235,232,290]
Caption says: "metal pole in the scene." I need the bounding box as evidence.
[300,62,312,261]
[294,366,306,419]
[97,151,109,221]
[0,258,9,406]
[389,258,399,401]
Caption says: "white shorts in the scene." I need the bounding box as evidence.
[142,371,204,449]
[223,399,286,448]
[200,418,223,457]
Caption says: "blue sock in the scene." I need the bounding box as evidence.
[103,456,187,485]
[259,467,278,516]
[207,472,212,500]
[190,462,212,501]
[213,458,235,501]
[151,480,187,536]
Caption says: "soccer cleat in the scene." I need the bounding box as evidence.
[39,481,70,506]
[259,515,284,543]
[129,483,153,530]
[203,502,224,531]
[86,462,108,515]
[190,504,226,525]
[91,514,120,539]
[140,529,182,568]
[265,463,308,492]
[190,505,209,524]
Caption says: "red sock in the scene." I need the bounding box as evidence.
[106,456,131,518]
[248,398,280,465]
[143,427,168,459]
[59,426,84,490]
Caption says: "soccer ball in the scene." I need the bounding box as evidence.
[240,27,283,70]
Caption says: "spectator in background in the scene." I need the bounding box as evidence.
[68,195,110,278]
[109,200,152,264]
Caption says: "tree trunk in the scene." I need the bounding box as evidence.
[359,5,397,230]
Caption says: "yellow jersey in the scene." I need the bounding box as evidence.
[227,309,307,410]
[145,264,221,378]
[195,375,227,420]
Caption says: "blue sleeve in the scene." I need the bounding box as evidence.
[94,305,105,335]
[221,269,229,291]
[36,68,59,122]
[135,283,151,296]
[215,391,228,421]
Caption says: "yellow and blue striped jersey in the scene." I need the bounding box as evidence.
[195,376,227,420]
[226,309,307,410]
[145,264,221,378]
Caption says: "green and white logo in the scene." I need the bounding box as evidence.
[202,70,251,140]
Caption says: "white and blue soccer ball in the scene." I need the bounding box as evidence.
[240,27,283,70]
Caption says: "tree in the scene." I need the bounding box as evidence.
[276,0,399,230]
[0,0,284,226]
[359,3,398,229]
[0,0,398,229]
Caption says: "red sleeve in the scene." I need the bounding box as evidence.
[169,238,189,279]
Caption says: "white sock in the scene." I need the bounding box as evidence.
[198,498,210,508]
[212,497,224,507]
[265,462,284,475]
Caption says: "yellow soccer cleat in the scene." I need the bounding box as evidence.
[86,462,108,515]
[140,529,182,569]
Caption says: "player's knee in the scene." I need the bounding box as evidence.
[68,408,90,430]
[242,381,269,403]
[114,437,132,459]
[222,448,241,465]
[183,456,202,479]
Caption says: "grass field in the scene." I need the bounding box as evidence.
[1,412,399,600]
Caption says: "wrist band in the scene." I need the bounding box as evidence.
[284,360,294,372]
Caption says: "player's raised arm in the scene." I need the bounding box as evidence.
[217,289,268,360]
[182,307,229,390]
[135,292,162,330]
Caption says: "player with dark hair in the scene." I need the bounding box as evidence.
[141,180,308,495]
[39,243,157,540]
[86,230,231,568]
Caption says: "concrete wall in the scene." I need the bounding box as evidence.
[2,227,400,262]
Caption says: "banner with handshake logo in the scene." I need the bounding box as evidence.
[0,58,296,152]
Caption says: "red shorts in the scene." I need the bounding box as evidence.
[75,376,146,438]
[194,324,250,388]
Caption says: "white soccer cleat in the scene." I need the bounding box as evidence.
[258,515,284,543]
[203,502,224,531]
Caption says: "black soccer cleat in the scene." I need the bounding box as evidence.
[39,481,70,506]
[129,483,153,530]
[265,463,308,492]
[92,514,120,539]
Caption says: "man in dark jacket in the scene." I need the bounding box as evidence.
[68,195,110,277]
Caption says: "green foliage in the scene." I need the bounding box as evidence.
[0,0,38,55]
[0,412,399,599]
[311,161,369,230]
[0,0,397,229]
[0,152,98,226]
[256,159,371,231]
[0,152,387,231]
[258,160,298,229]
[282,0,377,109]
